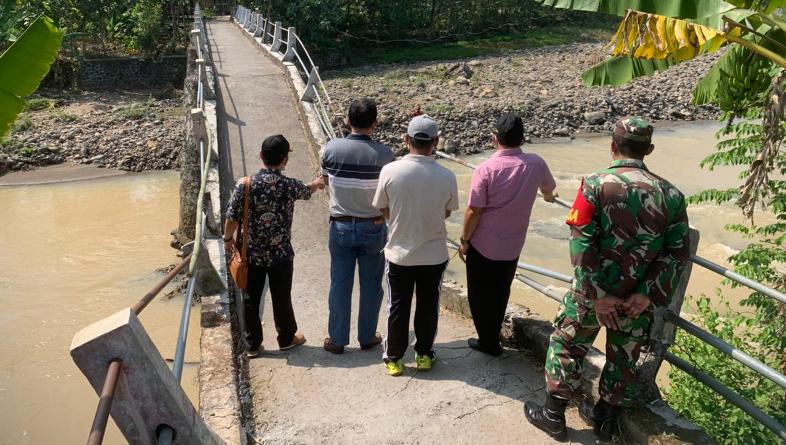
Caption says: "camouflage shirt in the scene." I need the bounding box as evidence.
[565,159,690,307]
[226,169,312,268]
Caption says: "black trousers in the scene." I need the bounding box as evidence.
[466,245,518,351]
[245,260,298,350]
[384,261,447,362]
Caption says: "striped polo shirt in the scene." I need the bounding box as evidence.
[320,134,394,218]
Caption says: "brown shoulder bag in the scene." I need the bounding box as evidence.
[229,177,250,289]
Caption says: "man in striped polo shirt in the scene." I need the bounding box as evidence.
[321,98,394,354]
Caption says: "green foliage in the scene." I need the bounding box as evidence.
[26,97,54,111]
[12,114,32,132]
[358,25,610,65]
[19,0,192,56]
[16,145,36,157]
[241,0,614,66]
[114,98,156,121]
[666,296,786,445]
[0,16,62,137]
[125,0,163,53]
[51,110,78,122]
[671,68,786,444]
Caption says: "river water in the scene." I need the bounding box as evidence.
[441,121,769,320]
[0,171,200,445]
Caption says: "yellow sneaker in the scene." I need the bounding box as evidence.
[385,359,404,376]
[415,353,433,371]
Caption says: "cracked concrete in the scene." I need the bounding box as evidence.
[210,17,600,445]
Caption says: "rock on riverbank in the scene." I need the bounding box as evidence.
[324,43,720,154]
[0,91,183,176]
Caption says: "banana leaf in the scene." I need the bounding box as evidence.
[581,55,680,87]
[0,16,62,137]
[535,0,739,20]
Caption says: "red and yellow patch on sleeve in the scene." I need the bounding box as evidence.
[566,180,595,226]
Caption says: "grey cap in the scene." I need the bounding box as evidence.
[407,115,439,141]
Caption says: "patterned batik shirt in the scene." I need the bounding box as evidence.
[226,169,312,268]
[565,159,690,307]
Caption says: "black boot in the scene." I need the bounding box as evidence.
[578,398,619,441]
[524,396,568,441]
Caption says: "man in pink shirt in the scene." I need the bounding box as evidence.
[459,113,558,356]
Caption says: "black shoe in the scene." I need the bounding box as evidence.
[524,400,567,442]
[468,337,503,356]
[578,399,619,441]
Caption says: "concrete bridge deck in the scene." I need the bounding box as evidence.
[208,18,595,444]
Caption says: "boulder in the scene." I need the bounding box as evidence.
[583,111,606,125]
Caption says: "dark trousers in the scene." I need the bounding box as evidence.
[384,261,447,362]
[466,245,518,351]
[245,260,297,350]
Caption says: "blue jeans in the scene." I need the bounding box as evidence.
[328,219,387,346]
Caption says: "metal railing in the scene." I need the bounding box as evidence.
[438,151,786,440]
[233,5,343,141]
[84,4,217,444]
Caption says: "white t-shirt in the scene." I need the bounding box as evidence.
[372,155,459,266]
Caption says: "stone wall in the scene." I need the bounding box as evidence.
[80,55,186,90]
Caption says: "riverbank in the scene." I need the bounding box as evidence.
[0,91,183,176]
[324,42,720,154]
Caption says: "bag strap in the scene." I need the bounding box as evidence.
[240,177,250,261]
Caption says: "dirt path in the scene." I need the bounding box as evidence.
[209,18,596,444]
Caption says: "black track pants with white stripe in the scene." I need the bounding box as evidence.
[384,261,447,362]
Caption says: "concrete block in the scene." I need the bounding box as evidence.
[71,309,223,445]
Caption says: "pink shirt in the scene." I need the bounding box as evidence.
[468,148,556,261]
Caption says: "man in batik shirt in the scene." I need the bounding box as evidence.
[525,118,691,442]
[224,134,325,357]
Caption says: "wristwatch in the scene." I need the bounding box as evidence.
[459,237,469,246]
[223,236,233,242]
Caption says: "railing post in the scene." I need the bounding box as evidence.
[196,59,215,99]
[189,29,201,51]
[243,9,252,29]
[249,12,258,34]
[636,227,701,402]
[253,14,264,37]
[271,21,283,53]
[300,66,320,102]
[283,27,297,62]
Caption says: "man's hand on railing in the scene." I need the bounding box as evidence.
[595,295,625,330]
[308,176,326,192]
[623,293,652,318]
[541,190,558,203]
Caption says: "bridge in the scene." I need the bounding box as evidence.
[67,5,786,445]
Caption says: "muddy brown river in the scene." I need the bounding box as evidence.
[0,171,200,445]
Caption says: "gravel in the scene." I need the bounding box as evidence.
[324,43,721,154]
[0,92,184,175]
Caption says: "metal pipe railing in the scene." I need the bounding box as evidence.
[86,359,122,445]
[435,151,572,208]
[665,310,786,390]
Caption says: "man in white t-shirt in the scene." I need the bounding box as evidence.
[372,115,459,376]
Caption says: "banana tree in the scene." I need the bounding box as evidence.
[0,15,62,137]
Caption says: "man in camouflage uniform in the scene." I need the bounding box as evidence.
[525,117,691,442]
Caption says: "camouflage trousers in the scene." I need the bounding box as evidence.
[544,291,652,407]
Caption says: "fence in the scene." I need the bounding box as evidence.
[436,150,786,441]
[233,5,343,141]
[78,4,220,445]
